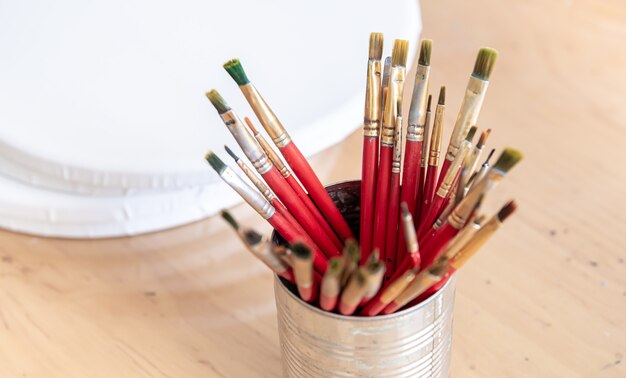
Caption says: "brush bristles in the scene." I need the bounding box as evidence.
[205,151,226,174]
[205,89,231,114]
[290,242,312,259]
[369,32,384,60]
[472,47,498,81]
[367,248,380,265]
[223,59,250,85]
[382,56,392,86]
[343,239,361,263]
[418,39,432,66]
[244,117,259,134]
[477,130,490,148]
[438,86,446,105]
[484,148,496,165]
[493,147,523,173]
[220,210,239,230]
[497,200,517,222]
[391,39,409,67]
[328,257,345,275]
[224,145,239,162]
[465,126,478,142]
[243,229,263,245]
[426,94,432,111]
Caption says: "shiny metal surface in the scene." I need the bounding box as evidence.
[446,76,488,161]
[274,275,456,377]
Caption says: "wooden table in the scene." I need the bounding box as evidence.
[1,0,625,376]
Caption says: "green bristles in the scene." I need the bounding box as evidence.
[438,86,446,105]
[223,59,250,85]
[369,32,384,60]
[343,239,361,263]
[465,126,478,142]
[220,210,239,231]
[290,242,312,259]
[205,89,231,114]
[493,147,523,173]
[224,145,239,162]
[418,39,432,66]
[472,47,498,81]
[391,39,409,67]
[243,229,263,245]
[328,257,345,276]
[205,151,227,174]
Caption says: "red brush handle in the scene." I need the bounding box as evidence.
[415,165,427,226]
[371,146,393,259]
[280,143,354,241]
[435,158,452,194]
[271,198,303,235]
[419,165,439,226]
[285,175,343,250]
[384,172,401,278]
[278,269,296,284]
[418,194,445,237]
[268,211,328,274]
[360,136,379,264]
[397,140,422,262]
[262,167,340,259]
[419,223,459,269]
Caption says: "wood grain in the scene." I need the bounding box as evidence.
[1,0,625,376]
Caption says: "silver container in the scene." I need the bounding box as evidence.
[272,181,456,378]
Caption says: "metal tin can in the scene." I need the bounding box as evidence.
[272,180,456,377]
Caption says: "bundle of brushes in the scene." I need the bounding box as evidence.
[206,32,523,316]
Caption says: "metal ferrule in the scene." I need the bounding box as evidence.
[440,217,482,260]
[420,109,431,167]
[391,115,403,173]
[428,103,445,166]
[321,273,342,298]
[254,132,290,178]
[447,167,487,229]
[446,76,488,161]
[292,256,313,289]
[240,83,292,148]
[220,110,273,175]
[436,143,470,198]
[467,163,490,192]
[393,271,441,309]
[464,145,484,178]
[380,66,406,146]
[220,167,275,219]
[247,238,290,275]
[434,191,457,230]
[402,211,418,254]
[450,215,499,269]
[363,59,382,137]
[406,64,430,142]
[380,269,417,304]
[363,264,386,298]
[237,160,275,201]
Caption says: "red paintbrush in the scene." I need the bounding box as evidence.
[398,40,432,256]
[359,32,384,263]
[415,94,432,225]
[205,151,328,274]
[244,117,343,251]
[372,39,409,260]
[224,59,354,242]
[206,90,341,260]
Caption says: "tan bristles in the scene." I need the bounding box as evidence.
[391,39,409,67]
[418,39,432,66]
[477,130,490,148]
[438,86,446,105]
[369,32,384,60]
[244,117,259,134]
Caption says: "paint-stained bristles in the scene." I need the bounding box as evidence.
[493,147,523,173]
[220,210,239,230]
[223,59,250,86]
[418,39,433,66]
[427,94,432,111]
[205,151,227,174]
[369,32,384,60]
[497,200,518,222]
[438,86,446,105]
[205,89,231,114]
[391,39,409,67]
[472,47,498,81]
[244,117,259,134]
[290,242,312,258]
[477,129,491,148]
[224,145,239,161]
[466,126,478,142]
